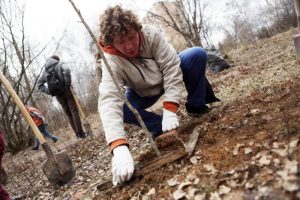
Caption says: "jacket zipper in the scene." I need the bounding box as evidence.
[129,60,146,82]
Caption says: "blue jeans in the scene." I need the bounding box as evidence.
[123,47,208,136]
[34,124,58,148]
[179,47,207,106]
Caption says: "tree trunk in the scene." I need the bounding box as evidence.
[294,0,300,25]
[23,72,37,107]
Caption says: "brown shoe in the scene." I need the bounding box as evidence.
[155,129,181,148]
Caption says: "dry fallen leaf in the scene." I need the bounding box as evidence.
[289,139,299,149]
[218,185,231,195]
[173,189,186,200]
[226,180,237,188]
[250,109,260,115]
[249,141,254,146]
[146,188,155,196]
[245,181,255,189]
[178,181,192,190]
[189,156,198,165]
[233,143,244,156]
[244,147,252,155]
[186,188,198,199]
[284,160,298,174]
[272,148,288,157]
[210,191,221,200]
[288,139,299,154]
[258,155,271,166]
[272,142,280,148]
[194,194,206,200]
[186,174,197,181]
[203,164,218,175]
[167,177,179,187]
[273,158,280,165]
[282,177,299,192]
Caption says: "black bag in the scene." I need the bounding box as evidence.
[46,64,66,96]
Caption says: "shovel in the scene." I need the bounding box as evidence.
[70,87,93,135]
[0,71,75,185]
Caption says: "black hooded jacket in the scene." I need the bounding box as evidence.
[37,58,71,95]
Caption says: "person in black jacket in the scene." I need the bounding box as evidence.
[37,55,86,139]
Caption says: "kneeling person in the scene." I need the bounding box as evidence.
[98,5,219,186]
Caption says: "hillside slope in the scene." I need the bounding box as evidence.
[93,28,300,200]
[3,29,300,200]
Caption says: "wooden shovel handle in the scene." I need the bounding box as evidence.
[0,72,46,144]
[70,87,86,119]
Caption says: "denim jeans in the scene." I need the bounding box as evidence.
[34,124,58,148]
[179,47,207,106]
[123,47,208,137]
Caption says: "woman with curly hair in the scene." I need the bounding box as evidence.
[98,5,219,186]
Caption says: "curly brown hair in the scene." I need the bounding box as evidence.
[99,5,142,45]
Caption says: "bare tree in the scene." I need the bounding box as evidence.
[0,0,48,151]
[50,28,100,114]
[220,0,297,53]
[144,0,212,49]
[293,0,300,25]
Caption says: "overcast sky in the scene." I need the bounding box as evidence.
[21,0,264,64]
[24,0,156,43]
[24,0,241,43]
[22,0,158,63]
[19,0,267,49]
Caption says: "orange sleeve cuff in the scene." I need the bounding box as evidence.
[109,139,129,152]
[163,101,179,113]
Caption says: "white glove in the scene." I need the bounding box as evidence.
[162,109,179,132]
[112,145,134,186]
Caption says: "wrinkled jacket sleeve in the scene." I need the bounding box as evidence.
[98,58,126,144]
[37,70,50,94]
[151,29,183,104]
[61,63,71,86]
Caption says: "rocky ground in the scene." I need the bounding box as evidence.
[2,28,300,200]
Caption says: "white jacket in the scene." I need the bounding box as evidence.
[98,25,183,144]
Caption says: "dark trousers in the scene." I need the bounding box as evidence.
[0,132,11,200]
[123,47,212,136]
[57,89,84,137]
[179,47,207,106]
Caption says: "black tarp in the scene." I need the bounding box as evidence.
[206,47,231,73]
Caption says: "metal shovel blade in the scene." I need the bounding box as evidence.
[41,144,75,185]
